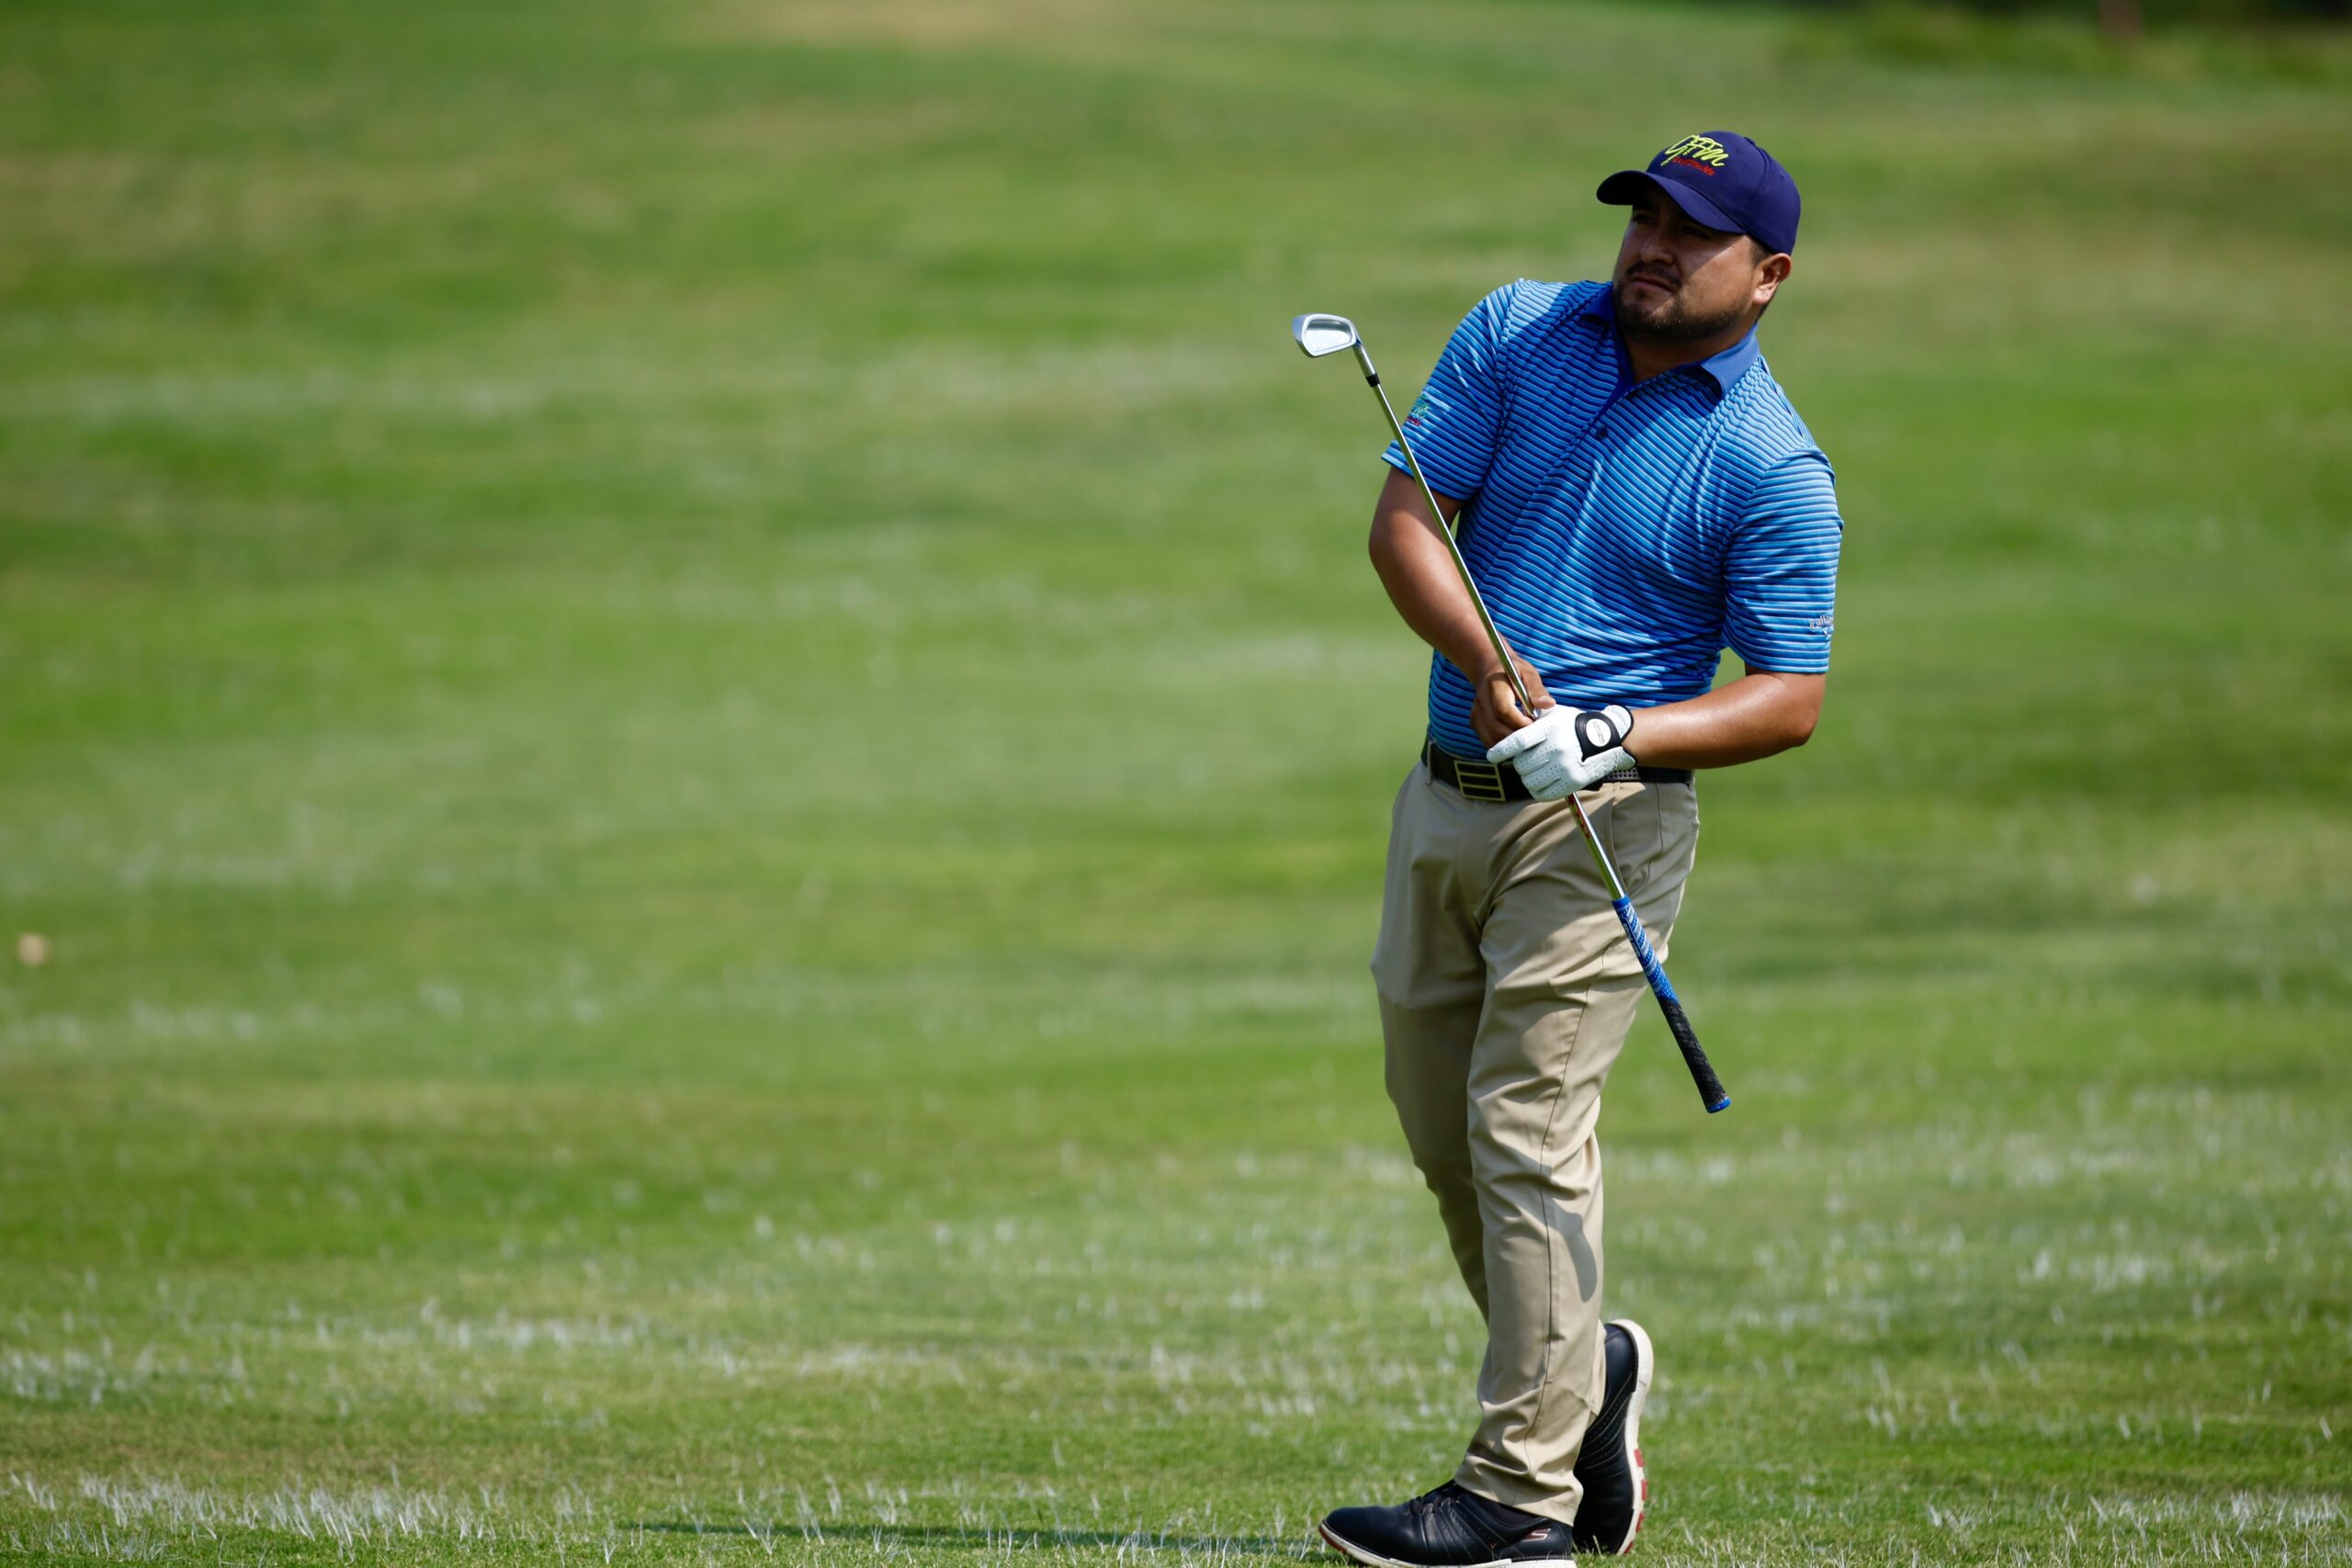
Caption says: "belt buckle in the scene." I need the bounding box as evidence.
[1453,757,1508,802]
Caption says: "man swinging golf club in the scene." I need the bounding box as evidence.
[1315,132,1842,1564]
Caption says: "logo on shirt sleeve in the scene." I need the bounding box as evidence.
[1403,391,1434,430]
[1808,611,1835,639]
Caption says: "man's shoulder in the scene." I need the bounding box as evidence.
[1714,356,1831,477]
[1484,276,1606,314]
[1468,278,1610,356]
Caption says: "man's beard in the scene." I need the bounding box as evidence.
[1613,279,1748,346]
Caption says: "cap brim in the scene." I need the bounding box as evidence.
[1595,169,1740,235]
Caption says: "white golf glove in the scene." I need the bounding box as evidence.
[1486,704,1637,801]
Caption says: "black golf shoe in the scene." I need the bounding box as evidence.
[1568,1319,1655,1555]
[1319,1480,1575,1568]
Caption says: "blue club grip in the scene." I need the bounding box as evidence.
[1611,896,1731,1114]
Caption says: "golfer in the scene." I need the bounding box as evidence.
[1319,132,1840,1566]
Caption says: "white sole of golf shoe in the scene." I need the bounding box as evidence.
[1316,1522,1575,1568]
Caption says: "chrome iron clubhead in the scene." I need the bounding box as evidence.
[1292,313,1361,358]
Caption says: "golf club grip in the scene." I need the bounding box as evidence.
[1609,896,1731,1114]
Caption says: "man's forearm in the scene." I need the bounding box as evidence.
[1368,501,1500,685]
[1628,671,1824,768]
[1367,460,1510,675]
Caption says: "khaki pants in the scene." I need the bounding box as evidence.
[1372,762,1699,1525]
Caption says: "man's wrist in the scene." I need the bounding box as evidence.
[1560,704,1635,761]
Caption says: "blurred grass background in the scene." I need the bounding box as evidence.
[3,0,2348,1562]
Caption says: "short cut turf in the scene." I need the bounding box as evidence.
[3,0,2348,1562]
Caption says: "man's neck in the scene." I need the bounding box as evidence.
[1623,316,1757,384]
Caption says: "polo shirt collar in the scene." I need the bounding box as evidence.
[1580,285,1759,396]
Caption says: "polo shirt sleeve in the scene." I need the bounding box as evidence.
[1381,285,1516,502]
[1722,450,1842,673]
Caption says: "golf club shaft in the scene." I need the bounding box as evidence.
[1360,348,1731,1115]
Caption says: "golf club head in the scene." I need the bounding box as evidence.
[1292,313,1360,358]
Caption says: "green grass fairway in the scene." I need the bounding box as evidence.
[4,0,2349,1561]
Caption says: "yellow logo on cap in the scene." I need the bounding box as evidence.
[1657,134,1730,173]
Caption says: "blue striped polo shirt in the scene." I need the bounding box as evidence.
[1384,279,1842,760]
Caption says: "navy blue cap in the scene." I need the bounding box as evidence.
[1597,131,1801,255]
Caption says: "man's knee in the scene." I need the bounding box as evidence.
[1376,1002,1481,1184]
[1385,1077,1476,1193]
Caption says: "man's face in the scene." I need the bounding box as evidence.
[1611,188,1785,345]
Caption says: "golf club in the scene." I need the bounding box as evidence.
[1293,311,1731,1115]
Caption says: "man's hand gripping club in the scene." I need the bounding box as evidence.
[1467,655,1641,801]
[1487,702,1638,800]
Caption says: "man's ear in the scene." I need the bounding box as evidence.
[1754,251,1792,308]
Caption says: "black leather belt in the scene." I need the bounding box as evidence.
[1423,738,1692,803]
